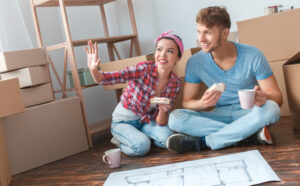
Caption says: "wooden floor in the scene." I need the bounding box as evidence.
[11,116,300,185]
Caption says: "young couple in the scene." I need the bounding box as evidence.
[86,6,282,156]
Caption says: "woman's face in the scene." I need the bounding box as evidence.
[155,38,180,71]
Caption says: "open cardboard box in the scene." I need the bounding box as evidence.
[283,52,300,130]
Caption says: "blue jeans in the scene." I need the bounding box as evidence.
[111,103,174,156]
[168,100,281,150]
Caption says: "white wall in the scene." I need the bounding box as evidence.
[14,0,300,124]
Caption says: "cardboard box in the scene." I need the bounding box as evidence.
[237,8,300,62]
[0,66,50,88]
[0,79,24,185]
[269,61,290,116]
[283,52,300,130]
[100,54,154,90]
[21,83,54,107]
[2,97,89,175]
[0,48,47,73]
[0,120,12,186]
[0,78,24,118]
[173,47,201,77]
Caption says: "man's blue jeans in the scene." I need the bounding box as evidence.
[111,103,174,156]
[168,100,281,150]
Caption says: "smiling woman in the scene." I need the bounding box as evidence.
[85,30,183,157]
[0,1,33,52]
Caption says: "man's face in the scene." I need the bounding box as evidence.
[197,23,226,53]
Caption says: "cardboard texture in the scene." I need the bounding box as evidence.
[2,97,89,175]
[0,79,25,118]
[21,83,54,107]
[0,121,12,186]
[237,8,300,62]
[283,52,300,130]
[269,61,290,116]
[0,66,50,88]
[0,48,47,73]
[173,47,201,78]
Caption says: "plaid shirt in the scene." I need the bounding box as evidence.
[100,61,181,124]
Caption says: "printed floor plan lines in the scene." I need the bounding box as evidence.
[104,150,281,186]
[125,160,252,186]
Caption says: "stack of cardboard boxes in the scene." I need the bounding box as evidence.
[0,48,54,107]
[0,48,89,176]
[0,78,24,186]
[238,8,300,129]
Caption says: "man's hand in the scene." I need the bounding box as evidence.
[200,90,222,108]
[254,85,267,107]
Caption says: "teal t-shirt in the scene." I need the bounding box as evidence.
[185,42,273,106]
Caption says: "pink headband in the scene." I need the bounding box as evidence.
[154,30,184,56]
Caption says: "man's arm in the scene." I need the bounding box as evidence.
[256,74,283,107]
[182,82,221,111]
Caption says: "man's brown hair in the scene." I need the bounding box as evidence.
[196,6,231,29]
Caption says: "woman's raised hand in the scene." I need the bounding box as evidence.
[85,40,103,83]
[85,40,100,71]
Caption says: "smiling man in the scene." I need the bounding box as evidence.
[166,6,283,153]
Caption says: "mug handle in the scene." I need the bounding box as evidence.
[102,155,111,164]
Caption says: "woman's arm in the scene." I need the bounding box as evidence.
[156,104,170,125]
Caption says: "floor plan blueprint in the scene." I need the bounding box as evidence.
[104,150,280,186]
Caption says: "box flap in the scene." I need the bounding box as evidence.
[285,51,300,65]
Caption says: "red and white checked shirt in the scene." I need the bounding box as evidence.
[100,61,181,124]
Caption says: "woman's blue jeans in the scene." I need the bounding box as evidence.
[111,103,174,156]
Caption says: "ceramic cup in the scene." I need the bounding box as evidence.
[102,148,121,168]
[238,89,256,109]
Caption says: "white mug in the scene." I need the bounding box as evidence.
[238,89,256,109]
[102,148,121,168]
